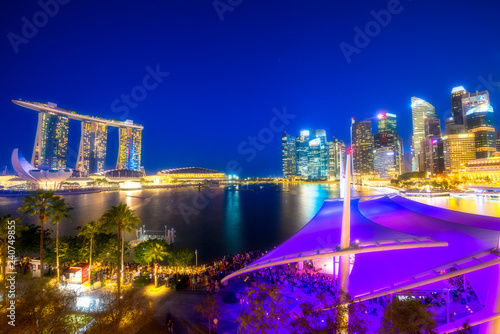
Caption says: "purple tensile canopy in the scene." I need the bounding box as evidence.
[224,195,500,312]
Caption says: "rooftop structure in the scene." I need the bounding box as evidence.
[160,167,223,175]
[155,167,227,182]
[12,100,143,129]
[12,100,143,175]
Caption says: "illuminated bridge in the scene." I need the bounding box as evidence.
[12,100,143,176]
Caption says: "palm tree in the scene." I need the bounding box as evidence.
[142,240,169,288]
[49,197,73,284]
[18,190,58,279]
[0,215,25,306]
[78,220,102,282]
[100,203,140,296]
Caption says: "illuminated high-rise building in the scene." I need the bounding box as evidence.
[281,132,296,178]
[466,103,496,159]
[411,97,437,171]
[374,112,403,175]
[117,124,142,171]
[443,133,476,174]
[421,136,445,175]
[373,146,396,178]
[295,130,310,177]
[450,86,468,126]
[351,119,374,175]
[419,116,444,174]
[76,121,108,176]
[462,90,489,129]
[13,100,144,173]
[377,112,397,134]
[32,111,69,169]
[327,138,345,180]
[307,129,329,179]
[496,131,500,152]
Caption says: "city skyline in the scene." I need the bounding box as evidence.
[1,1,500,177]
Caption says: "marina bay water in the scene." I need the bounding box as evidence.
[0,184,498,263]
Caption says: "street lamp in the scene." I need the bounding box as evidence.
[195,249,198,267]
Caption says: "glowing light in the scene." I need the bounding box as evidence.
[76,297,90,308]
[120,181,142,190]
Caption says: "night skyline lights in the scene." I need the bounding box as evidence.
[12,100,143,176]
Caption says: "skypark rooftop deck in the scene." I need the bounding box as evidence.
[12,100,143,129]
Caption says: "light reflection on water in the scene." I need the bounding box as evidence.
[0,185,497,262]
[409,194,500,218]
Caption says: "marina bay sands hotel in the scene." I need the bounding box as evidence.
[12,100,143,176]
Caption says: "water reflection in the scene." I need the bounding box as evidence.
[410,195,499,218]
[1,185,498,262]
[224,190,242,254]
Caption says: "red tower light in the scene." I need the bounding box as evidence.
[348,148,353,154]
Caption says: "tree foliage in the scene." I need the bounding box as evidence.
[18,190,60,279]
[85,287,153,334]
[194,295,220,334]
[167,247,194,267]
[100,203,140,297]
[236,283,291,333]
[452,320,473,334]
[3,276,82,334]
[289,291,368,334]
[380,296,437,334]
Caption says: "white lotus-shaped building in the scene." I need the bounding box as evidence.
[11,148,72,184]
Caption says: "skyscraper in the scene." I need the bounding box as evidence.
[377,112,397,134]
[420,117,444,174]
[351,119,374,175]
[13,100,144,173]
[496,131,500,152]
[445,116,466,135]
[373,146,396,178]
[295,130,310,177]
[374,112,403,175]
[443,133,476,174]
[450,86,468,125]
[466,103,496,159]
[76,121,108,176]
[307,129,329,179]
[327,138,345,180]
[422,137,445,174]
[462,90,490,130]
[281,132,296,178]
[32,111,69,169]
[116,125,142,170]
[411,97,437,171]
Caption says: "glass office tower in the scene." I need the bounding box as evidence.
[307,129,329,179]
[411,97,437,171]
[295,130,310,177]
[351,119,374,175]
[281,132,296,178]
[450,86,468,126]
[466,103,496,159]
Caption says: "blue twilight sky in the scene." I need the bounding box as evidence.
[1,0,500,177]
